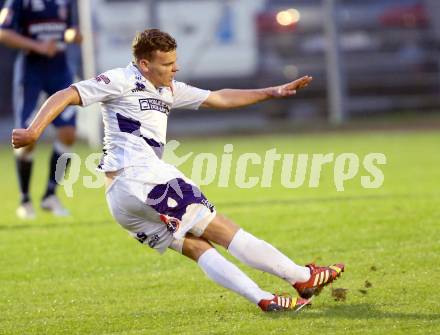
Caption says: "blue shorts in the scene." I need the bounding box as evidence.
[13,61,76,129]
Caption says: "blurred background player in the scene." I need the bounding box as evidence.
[0,0,82,219]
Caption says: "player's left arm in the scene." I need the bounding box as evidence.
[12,87,81,149]
[201,75,312,109]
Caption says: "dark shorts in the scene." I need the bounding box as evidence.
[13,64,76,129]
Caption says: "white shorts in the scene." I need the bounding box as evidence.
[105,166,216,254]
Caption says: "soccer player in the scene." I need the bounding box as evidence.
[11,29,344,312]
[0,0,82,218]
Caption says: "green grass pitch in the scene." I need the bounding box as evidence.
[0,130,439,334]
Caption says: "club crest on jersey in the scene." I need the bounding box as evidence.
[160,214,180,234]
[139,98,170,115]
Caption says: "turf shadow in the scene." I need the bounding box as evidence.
[263,303,440,321]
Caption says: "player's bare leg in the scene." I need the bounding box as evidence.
[201,214,344,298]
[181,233,214,261]
[198,214,240,249]
[178,233,309,312]
[41,126,76,216]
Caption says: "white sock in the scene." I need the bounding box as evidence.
[197,248,274,304]
[228,229,311,284]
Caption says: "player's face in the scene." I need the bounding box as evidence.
[140,50,179,88]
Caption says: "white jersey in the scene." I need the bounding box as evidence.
[72,62,210,171]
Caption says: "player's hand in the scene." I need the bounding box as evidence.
[272,75,313,98]
[35,40,58,57]
[11,128,37,149]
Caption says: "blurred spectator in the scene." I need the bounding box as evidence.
[0,0,82,219]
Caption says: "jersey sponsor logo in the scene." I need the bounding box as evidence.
[28,22,67,34]
[139,98,170,115]
[95,74,111,84]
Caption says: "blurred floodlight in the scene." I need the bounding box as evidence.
[276,8,300,26]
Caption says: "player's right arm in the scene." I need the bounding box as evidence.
[12,69,126,149]
[12,87,81,149]
[0,0,57,56]
[0,29,57,56]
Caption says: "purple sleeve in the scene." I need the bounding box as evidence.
[0,0,23,31]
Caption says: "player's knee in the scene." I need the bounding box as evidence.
[57,127,76,146]
[182,235,213,261]
[203,213,240,249]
